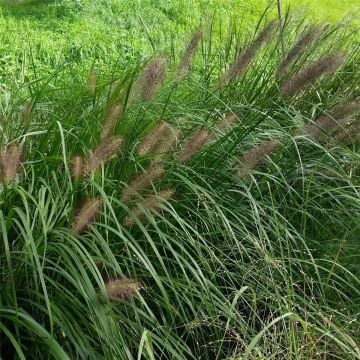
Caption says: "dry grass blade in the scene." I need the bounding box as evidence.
[84,136,122,174]
[71,197,102,234]
[281,52,345,96]
[124,188,175,226]
[218,20,277,87]
[0,143,23,185]
[176,28,203,80]
[237,139,281,179]
[121,164,165,203]
[177,129,211,163]
[105,277,142,300]
[136,55,167,102]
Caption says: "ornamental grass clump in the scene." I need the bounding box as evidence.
[1,13,360,360]
[0,143,23,185]
[71,197,102,234]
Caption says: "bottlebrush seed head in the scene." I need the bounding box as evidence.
[105,277,143,300]
[281,52,345,97]
[124,188,175,227]
[0,143,23,185]
[237,139,281,179]
[71,197,102,234]
[83,136,122,175]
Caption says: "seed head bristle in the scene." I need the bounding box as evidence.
[138,121,178,157]
[84,136,122,175]
[121,164,165,203]
[215,113,239,133]
[71,197,102,234]
[101,100,122,141]
[136,55,167,102]
[150,128,181,162]
[70,155,85,181]
[0,143,23,185]
[176,28,203,80]
[330,121,360,145]
[277,26,322,78]
[298,101,359,139]
[88,69,97,96]
[236,139,281,179]
[281,52,345,97]
[105,277,142,300]
[177,129,211,163]
[124,188,175,227]
[22,101,31,125]
[218,20,277,87]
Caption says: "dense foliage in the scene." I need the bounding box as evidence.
[0,2,359,359]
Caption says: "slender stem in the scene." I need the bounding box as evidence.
[277,0,285,55]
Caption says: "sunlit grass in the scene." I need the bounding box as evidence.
[0,2,359,359]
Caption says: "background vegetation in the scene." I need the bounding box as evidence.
[0,1,359,359]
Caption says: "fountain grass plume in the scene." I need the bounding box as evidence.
[70,155,85,181]
[124,188,175,227]
[84,136,122,175]
[138,121,179,157]
[71,197,102,234]
[176,28,203,80]
[217,20,277,87]
[297,101,359,139]
[0,143,23,185]
[136,55,167,102]
[104,277,142,300]
[101,100,122,141]
[281,52,345,96]
[121,164,165,203]
[277,25,322,78]
[236,139,281,179]
[177,129,211,163]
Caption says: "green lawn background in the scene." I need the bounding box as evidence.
[0,0,358,88]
